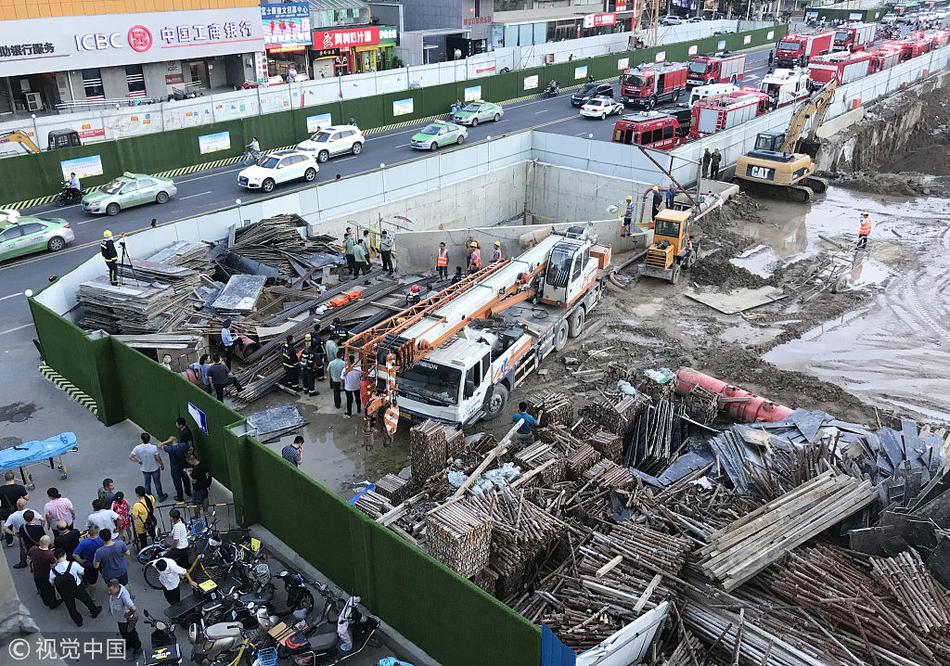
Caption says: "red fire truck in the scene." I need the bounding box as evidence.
[831,23,876,52]
[929,31,950,49]
[897,39,932,61]
[775,31,834,68]
[689,90,771,138]
[619,62,689,108]
[808,51,873,85]
[611,112,686,150]
[686,53,747,86]
[868,47,901,74]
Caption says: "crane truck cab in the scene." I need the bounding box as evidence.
[641,209,698,284]
[390,228,608,427]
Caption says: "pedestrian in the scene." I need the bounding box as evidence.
[129,432,168,502]
[343,228,356,275]
[511,402,542,446]
[379,230,395,274]
[0,471,28,547]
[28,535,61,609]
[87,499,120,533]
[665,187,676,210]
[362,229,372,262]
[72,525,104,602]
[52,520,80,558]
[3,498,32,566]
[768,49,774,71]
[311,331,326,382]
[451,266,464,284]
[621,195,634,237]
[187,453,212,517]
[158,419,193,502]
[327,349,346,409]
[701,147,711,179]
[467,241,482,274]
[651,185,662,220]
[281,335,298,389]
[97,478,116,507]
[17,509,47,569]
[130,486,157,552]
[44,488,75,529]
[101,230,119,286]
[324,334,339,374]
[153,557,197,606]
[165,509,189,569]
[190,354,213,394]
[435,241,449,280]
[111,492,133,545]
[207,354,243,401]
[220,318,239,369]
[856,211,872,248]
[352,238,370,277]
[710,148,722,180]
[93,528,130,586]
[106,579,142,660]
[490,240,503,264]
[282,436,304,467]
[50,548,101,626]
[343,356,362,418]
[299,336,318,397]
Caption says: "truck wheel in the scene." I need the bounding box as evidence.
[568,307,586,338]
[483,384,509,421]
[672,88,681,102]
[648,96,657,109]
[554,320,569,351]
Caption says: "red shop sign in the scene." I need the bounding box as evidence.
[313,26,380,49]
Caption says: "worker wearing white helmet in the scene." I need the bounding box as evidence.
[100,231,119,286]
[622,195,634,237]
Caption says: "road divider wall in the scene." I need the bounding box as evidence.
[0,25,785,205]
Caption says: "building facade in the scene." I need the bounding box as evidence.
[0,1,265,114]
[369,0,493,64]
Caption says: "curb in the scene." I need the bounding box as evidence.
[38,363,98,416]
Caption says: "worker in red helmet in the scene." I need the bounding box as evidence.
[406,284,422,306]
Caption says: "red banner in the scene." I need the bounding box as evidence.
[312,26,379,50]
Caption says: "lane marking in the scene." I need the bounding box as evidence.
[0,292,23,301]
[0,323,33,336]
[535,109,550,114]
[180,190,212,200]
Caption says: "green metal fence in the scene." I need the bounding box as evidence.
[0,25,786,204]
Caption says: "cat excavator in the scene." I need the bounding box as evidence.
[733,78,838,202]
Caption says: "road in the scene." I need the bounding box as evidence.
[0,46,775,335]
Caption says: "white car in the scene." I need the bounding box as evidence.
[580,96,624,120]
[880,13,897,24]
[296,125,365,163]
[660,15,684,25]
[237,150,318,193]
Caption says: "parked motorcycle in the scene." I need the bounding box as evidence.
[277,596,379,666]
[141,610,183,666]
[55,182,84,205]
[189,606,268,665]
[542,81,560,98]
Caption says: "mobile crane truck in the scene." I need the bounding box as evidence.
[344,227,610,433]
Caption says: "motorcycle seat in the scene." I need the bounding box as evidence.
[309,630,338,651]
[204,622,244,641]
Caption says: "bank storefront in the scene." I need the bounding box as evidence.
[0,8,265,114]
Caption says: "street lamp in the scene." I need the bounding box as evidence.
[379,163,386,201]
[235,198,243,226]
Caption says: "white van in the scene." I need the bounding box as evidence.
[688,82,738,107]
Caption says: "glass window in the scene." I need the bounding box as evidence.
[687,61,709,75]
[466,364,481,389]
[120,181,140,193]
[546,244,574,287]
[662,124,674,139]
[125,64,146,98]
[260,156,280,169]
[655,219,680,237]
[81,68,104,100]
[571,254,582,280]
[398,361,461,406]
[18,223,45,235]
[0,226,22,241]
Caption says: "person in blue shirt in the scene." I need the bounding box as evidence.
[67,172,80,192]
[665,186,675,210]
[511,402,543,445]
[159,418,193,502]
[220,319,235,369]
[72,525,104,590]
[190,354,212,393]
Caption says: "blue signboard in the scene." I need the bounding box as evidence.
[188,402,209,435]
[261,3,312,49]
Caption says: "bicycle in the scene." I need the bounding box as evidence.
[242,150,262,165]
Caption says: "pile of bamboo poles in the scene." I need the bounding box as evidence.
[581,459,634,490]
[410,419,464,483]
[528,391,574,427]
[588,429,622,462]
[566,443,601,479]
[375,474,410,503]
[870,548,950,633]
[425,499,492,578]
[582,393,647,438]
[514,442,567,485]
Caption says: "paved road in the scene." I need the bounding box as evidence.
[0,46,774,334]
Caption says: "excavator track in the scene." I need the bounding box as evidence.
[732,178,815,203]
[802,176,828,193]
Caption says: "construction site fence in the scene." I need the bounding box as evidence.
[0,25,785,204]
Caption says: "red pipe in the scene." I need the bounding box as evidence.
[674,367,794,423]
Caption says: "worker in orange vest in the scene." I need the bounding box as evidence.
[435,241,449,280]
[467,241,482,274]
[490,240,503,264]
[856,211,872,249]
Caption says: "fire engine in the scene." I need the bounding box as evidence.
[686,53,746,86]
[775,31,834,68]
[758,68,811,107]
[868,47,901,74]
[831,23,876,52]
[808,51,873,86]
[929,31,950,49]
[619,62,688,108]
[897,39,932,61]
[689,90,771,139]
[611,112,685,150]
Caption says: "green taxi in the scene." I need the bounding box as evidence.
[451,100,504,127]
[410,121,468,151]
[0,211,74,261]
[82,172,178,216]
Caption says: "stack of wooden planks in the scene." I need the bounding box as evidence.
[425,499,492,578]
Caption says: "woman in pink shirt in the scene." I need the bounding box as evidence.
[111,492,133,545]
[43,488,75,530]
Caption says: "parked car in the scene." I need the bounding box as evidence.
[880,13,898,24]
[686,16,704,23]
[571,82,614,107]
[0,214,74,261]
[451,100,504,126]
[410,121,467,151]
[580,96,624,119]
[296,125,364,162]
[81,172,177,216]
[238,150,318,192]
[660,15,684,25]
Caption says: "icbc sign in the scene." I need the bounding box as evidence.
[128,25,153,52]
[74,32,123,51]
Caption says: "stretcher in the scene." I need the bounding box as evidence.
[0,432,78,489]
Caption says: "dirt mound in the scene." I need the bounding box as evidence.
[881,86,950,176]
[690,251,771,290]
[825,171,946,196]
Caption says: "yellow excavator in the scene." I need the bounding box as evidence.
[733,79,838,202]
[0,130,41,156]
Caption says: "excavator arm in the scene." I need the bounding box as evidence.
[0,130,40,154]
[779,79,838,154]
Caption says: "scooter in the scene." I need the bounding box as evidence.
[55,183,85,205]
[141,610,183,666]
[277,596,379,665]
[189,606,269,666]
[542,81,560,98]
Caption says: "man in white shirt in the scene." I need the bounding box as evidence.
[153,556,196,605]
[3,497,41,567]
[50,547,102,626]
[129,432,168,502]
[86,500,120,532]
[165,509,189,569]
